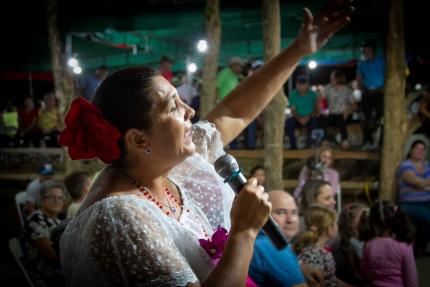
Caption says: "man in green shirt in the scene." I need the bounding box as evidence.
[285,75,319,149]
[216,57,244,100]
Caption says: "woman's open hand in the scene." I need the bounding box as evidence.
[295,0,354,56]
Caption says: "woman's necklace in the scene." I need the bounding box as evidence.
[114,169,181,216]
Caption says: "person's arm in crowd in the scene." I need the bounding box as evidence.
[205,2,352,145]
[25,202,36,214]
[33,237,59,263]
[419,99,430,119]
[401,244,418,287]
[301,263,325,287]
[401,170,430,189]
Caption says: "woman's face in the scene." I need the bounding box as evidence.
[315,184,336,209]
[41,187,65,216]
[253,169,266,186]
[320,150,333,167]
[410,143,426,161]
[146,76,195,165]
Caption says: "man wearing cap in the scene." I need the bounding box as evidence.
[159,56,175,83]
[216,57,244,101]
[285,75,319,149]
[25,164,55,214]
[356,40,385,150]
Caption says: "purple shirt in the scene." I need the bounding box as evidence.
[397,159,430,202]
[294,166,339,200]
[362,237,418,287]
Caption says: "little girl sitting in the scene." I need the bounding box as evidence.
[359,201,418,287]
[294,204,338,287]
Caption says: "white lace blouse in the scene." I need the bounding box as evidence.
[60,121,236,286]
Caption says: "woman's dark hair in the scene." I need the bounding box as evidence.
[300,179,331,214]
[406,139,427,159]
[91,66,160,159]
[359,200,414,244]
[250,164,264,176]
[64,171,90,200]
[331,69,347,85]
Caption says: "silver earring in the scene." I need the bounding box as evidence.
[145,148,151,155]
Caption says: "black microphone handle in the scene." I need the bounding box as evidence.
[226,172,289,250]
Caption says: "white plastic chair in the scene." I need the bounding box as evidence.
[15,191,27,227]
[9,237,35,287]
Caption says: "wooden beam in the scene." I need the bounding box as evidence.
[229,149,380,160]
[283,179,376,190]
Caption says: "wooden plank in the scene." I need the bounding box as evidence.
[0,148,64,155]
[283,179,376,190]
[229,149,380,160]
[0,172,66,181]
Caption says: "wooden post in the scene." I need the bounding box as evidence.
[262,0,287,191]
[46,0,80,174]
[200,0,221,118]
[379,0,407,201]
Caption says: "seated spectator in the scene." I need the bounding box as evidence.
[249,190,307,287]
[294,204,338,287]
[285,75,319,149]
[0,101,18,147]
[397,139,430,252]
[36,92,61,147]
[15,96,40,147]
[397,140,430,221]
[320,70,357,149]
[332,204,367,286]
[24,180,66,286]
[26,164,55,214]
[300,179,336,212]
[294,147,339,201]
[360,201,417,287]
[249,164,266,187]
[64,171,91,218]
[418,84,430,137]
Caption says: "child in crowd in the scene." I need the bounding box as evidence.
[295,147,339,201]
[294,204,338,287]
[64,171,92,218]
[360,201,418,287]
[300,179,336,213]
[333,203,367,286]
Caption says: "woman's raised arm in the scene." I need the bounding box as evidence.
[206,0,353,145]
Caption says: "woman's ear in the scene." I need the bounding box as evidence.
[124,129,149,150]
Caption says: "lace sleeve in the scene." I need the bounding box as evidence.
[192,120,225,164]
[89,199,198,286]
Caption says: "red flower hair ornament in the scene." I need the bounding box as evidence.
[58,97,121,164]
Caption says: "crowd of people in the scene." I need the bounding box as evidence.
[5,1,430,287]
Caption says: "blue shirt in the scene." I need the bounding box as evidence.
[80,74,102,101]
[289,89,317,117]
[249,232,305,287]
[357,57,385,89]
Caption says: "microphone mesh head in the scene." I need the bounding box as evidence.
[214,154,239,179]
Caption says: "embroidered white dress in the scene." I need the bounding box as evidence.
[60,121,235,286]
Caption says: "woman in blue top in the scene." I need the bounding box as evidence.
[398,139,430,221]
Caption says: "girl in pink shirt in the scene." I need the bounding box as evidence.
[360,201,417,287]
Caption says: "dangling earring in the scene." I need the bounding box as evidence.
[145,148,151,155]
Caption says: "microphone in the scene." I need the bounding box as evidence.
[214,154,289,250]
